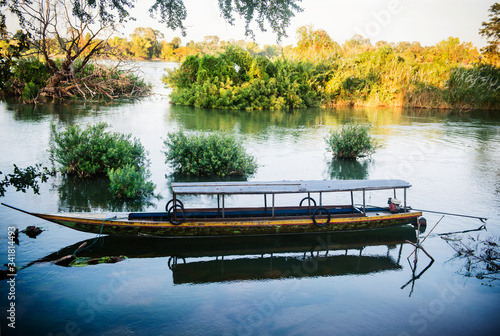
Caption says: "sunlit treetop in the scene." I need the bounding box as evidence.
[479,2,500,56]
[1,0,303,42]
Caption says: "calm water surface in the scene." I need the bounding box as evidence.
[0,61,499,336]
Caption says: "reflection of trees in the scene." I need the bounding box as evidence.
[168,105,325,134]
[4,98,113,123]
[327,158,371,180]
[169,105,457,136]
[57,175,152,212]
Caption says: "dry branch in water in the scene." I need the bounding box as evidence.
[443,234,500,284]
[40,63,152,101]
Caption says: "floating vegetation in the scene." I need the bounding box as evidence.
[69,256,127,267]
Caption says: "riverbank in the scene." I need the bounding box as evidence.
[164,45,500,112]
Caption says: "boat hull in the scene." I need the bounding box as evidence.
[36,211,422,237]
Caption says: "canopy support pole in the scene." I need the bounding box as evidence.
[363,189,366,216]
[272,194,275,217]
[404,188,407,212]
[264,194,267,215]
[351,191,354,213]
[222,195,225,219]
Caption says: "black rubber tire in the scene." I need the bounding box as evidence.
[299,197,317,207]
[165,199,184,212]
[312,207,331,227]
[167,204,185,225]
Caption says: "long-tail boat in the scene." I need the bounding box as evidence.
[2,179,423,237]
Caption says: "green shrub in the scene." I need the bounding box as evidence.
[163,46,330,110]
[326,125,377,159]
[108,164,155,199]
[21,81,39,102]
[50,123,156,199]
[13,57,50,88]
[50,122,148,178]
[163,131,258,177]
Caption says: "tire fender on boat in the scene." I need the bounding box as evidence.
[312,207,331,227]
[167,204,185,225]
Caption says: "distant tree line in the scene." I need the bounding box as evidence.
[106,27,283,61]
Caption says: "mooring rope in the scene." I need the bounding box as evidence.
[72,215,127,255]
[410,208,488,223]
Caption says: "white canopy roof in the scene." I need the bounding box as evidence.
[171,179,411,195]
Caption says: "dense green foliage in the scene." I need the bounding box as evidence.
[0,164,55,197]
[326,125,377,159]
[108,165,155,199]
[50,123,147,178]
[479,3,500,64]
[0,31,30,92]
[163,131,258,177]
[50,123,155,199]
[163,46,332,110]
[163,28,500,110]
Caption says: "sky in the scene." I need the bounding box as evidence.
[127,0,495,48]
[5,0,496,49]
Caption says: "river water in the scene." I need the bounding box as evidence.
[0,61,499,336]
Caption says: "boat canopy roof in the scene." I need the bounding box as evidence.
[171,179,411,195]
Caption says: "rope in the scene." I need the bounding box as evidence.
[72,215,120,255]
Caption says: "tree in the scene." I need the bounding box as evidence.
[2,0,303,42]
[433,37,479,65]
[479,3,500,63]
[0,30,30,91]
[4,0,117,97]
[295,25,339,60]
[130,27,164,59]
[1,164,55,197]
[171,37,182,49]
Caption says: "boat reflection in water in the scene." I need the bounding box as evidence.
[36,225,422,284]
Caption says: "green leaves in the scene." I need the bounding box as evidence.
[49,122,156,199]
[164,46,328,110]
[108,165,155,199]
[50,122,147,178]
[0,164,55,197]
[326,125,377,159]
[163,131,258,177]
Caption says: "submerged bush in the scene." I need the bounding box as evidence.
[50,122,148,178]
[108,165,155,199]
[326,125,377,159]
[50,123,156,199]
[163,131,258,177]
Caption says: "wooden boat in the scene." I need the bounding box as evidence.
[2,179,422,237]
